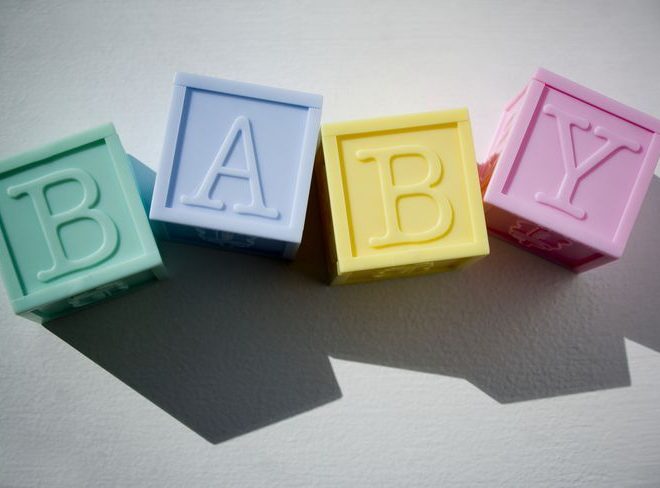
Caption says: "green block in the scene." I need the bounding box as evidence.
[0,124,165,323]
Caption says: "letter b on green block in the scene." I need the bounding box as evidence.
[7,168,119,282]
[0,124,164,322]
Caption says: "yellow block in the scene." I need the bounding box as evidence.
[317,109,489,284]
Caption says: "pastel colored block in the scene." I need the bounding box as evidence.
[481,68,660,272]
[150,72,322,259]
[0,124,165,323]
[127,155,168,241]
[318,110,489,284]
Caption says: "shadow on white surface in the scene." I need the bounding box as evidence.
[44,167,660,443]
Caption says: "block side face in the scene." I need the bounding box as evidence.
[174,72,323,109]
[335,120,481,263]
[334,257,470,285]
[151,84,187,217]
[494,84,655,256]
[285,107,322,247]
[479,84,529,194]
[485,202,612,271]
[533,68,660,133]
[0,138,160,308]
[30,268,159,322]
[488,86,529,157]
[160,222,288,258]
[455,119,490,255]
[314,147,341,282]
[155,85,317,242]
[323,109,468,136]
[106,135,163,261]
[0,123,116,173]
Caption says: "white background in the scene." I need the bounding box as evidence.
[1,1,659,486]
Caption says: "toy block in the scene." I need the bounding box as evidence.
[127,155,168,241]
[481,68,660,272]
[150,72,322,259]
[0,124,165,323]
[317,110,489,284]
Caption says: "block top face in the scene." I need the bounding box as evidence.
[0,125,161,313]
[486,69,660,257]
[322,110,488,273]
[151,72,323,244]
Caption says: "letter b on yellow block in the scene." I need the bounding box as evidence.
[318,110,489,284]
[356,145,453,248]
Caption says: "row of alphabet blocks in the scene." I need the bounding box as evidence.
[0,69,658,320]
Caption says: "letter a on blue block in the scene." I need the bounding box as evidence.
[149,72,323,258]
[181,116,279,219]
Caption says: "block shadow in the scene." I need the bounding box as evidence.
[44,158,340,444]
[320,177,660,401]
[45,158,660,442]
[44,238,341,444]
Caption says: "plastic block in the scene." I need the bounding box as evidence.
[0,124,165,323]
[127,155,167,241]
[481,68,660,272]
[150,72,322,259]
[318,110,489,284]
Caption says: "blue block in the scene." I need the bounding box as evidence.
[150,72,323,259]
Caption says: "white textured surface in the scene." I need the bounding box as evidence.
[1,1,659,486]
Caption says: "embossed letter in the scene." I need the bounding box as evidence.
[357,145,453,248]
[8,168,118,282]
[509,220,570,252]
[181,116,278,219]
[535,104,642,219]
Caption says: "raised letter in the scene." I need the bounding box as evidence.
[357,145,453,248]
[181,116,278,219]
[8,168,118,282]
[509,220,570,252]
[535,104,641,219]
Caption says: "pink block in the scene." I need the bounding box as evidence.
[481,68,660,272]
